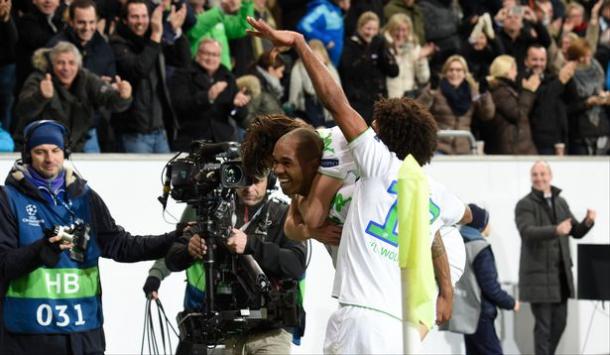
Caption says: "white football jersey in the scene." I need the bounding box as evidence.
[331,128,465,319]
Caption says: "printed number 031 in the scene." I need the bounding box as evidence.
[36,304,86,327]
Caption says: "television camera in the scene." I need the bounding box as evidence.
[159,141,300,350]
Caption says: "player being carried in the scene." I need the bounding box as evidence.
[245,16,475,354]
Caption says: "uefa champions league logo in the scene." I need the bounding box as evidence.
[26,205,37,216]
[22,204,44,227]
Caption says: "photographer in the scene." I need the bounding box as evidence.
[0,120,179,354]
[146,173,307,355]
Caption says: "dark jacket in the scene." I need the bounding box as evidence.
[110,22,190,140]
[461,37,505,84]
[339,34,398,124]
[515,186,593,303]
[14,61,132,152]
[165,196,307,280]
[48,28,117,78]
[0,17,18,66]
[497,21,551,71]
[0,162,177,354]
[564,60,610,142]
[524,71,569,152]
[485,78,537,154]
[170,62,246,149]
[15,8,64,92]
[418,0,461,55]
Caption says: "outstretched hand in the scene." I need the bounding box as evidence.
[247,16,302,48]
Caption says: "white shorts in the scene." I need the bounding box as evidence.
[440,225,466,286]
[323,305,421,354]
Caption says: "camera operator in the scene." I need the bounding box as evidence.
[145,172,307,355]
[0,120,180,355]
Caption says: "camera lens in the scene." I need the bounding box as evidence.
[224,165,242,185]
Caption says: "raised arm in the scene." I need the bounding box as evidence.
[247,17,367,141]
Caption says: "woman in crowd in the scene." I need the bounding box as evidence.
[383,13,432,99]
[483,54,540,155]
[289,40,340,127]
[339,11,398,124]
[564,38,610,155]
[252,50,287,112]
[418,55,495,154]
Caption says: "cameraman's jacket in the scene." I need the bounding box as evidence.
[0,161,177,355]
[164,196,307,313]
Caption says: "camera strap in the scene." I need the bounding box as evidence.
[238,203,265,232]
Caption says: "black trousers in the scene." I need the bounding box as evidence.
[530,301,568,355]
[464,315,503,355]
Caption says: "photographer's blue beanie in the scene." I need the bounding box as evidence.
[467,203,490,232]
[24,120,66,150]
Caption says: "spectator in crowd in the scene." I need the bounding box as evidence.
[339,11,398,124]
[0,120,179,354]
[236,74,283,125]
[446,204,519,355]
[170,38,250,150]
[230,0,277,76]
[418,55,495,155]
[496,4,551,71]
[461,12,505,84]
[47,0,118,153]
[110,0,190,153]
[14,42,133,152]
[14,0,64,95]
[296,0,350,66]
[289,40,340,127]
[484,54,539,154]
[418,0,462,73]
[383,0,425,46]
[187,0,254,71]
[252,50,287,111]
[146,173,307,355]
[548,31,579,74]
[548,1,601,65]
[48,0,116,79]
[564,38,610,155]
[560,2,588,38]
[383,13,432,99]
[522,45,576,155]
[344,0,384,37]
[595,0,610,67]
[516,160,596,355]
[0,0,16,151]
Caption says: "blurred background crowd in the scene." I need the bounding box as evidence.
[1,0,610,155]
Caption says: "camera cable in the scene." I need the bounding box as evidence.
[141,297,180,355]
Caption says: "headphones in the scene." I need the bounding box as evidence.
[22,120,72,164]
[267,171,277,190]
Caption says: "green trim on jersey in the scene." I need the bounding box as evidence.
[6,267,100,299]
[186,262,206,292]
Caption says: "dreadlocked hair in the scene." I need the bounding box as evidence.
[241,114,308,177]
[373,98,438,165]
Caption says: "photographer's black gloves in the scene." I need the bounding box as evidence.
[143,275,161,298]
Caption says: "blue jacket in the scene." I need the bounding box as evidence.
[297,0,344,66]
[461,226,515,319]
[0,161,177,354]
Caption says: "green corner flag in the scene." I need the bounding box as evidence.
[397,155,436,329]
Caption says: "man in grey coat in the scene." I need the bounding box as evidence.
[515,160,596,355]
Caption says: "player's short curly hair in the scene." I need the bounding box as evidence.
[241,114,308,177]
[373,98,438,165]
